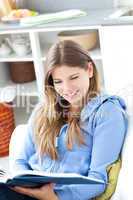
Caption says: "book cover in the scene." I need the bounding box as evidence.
[0,168,105,188]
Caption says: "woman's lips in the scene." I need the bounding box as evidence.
[64,90,79,99]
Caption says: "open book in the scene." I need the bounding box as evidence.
[0,168,105,188]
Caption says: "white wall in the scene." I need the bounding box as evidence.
[25,0,115,13]
[116,0,133,6]
[19,0,133,11]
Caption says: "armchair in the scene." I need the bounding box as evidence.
[9,117,133,200]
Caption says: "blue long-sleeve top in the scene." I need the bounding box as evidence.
[10,94,128,200]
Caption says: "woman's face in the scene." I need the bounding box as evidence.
[51,63,93,106]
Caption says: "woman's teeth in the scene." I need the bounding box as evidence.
[66,90,79,98]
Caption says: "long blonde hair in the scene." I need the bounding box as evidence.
[34,40,101,159]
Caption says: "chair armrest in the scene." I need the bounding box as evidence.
[9,124,28,172]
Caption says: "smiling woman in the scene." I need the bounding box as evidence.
[52,65,93,105]
[0,40,128,200]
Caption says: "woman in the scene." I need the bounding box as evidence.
[0,40,128,200]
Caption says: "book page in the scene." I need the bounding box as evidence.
[0,170,9,184]
[12,169,84,177]
[11,170,104,184]
[0,168,5,176]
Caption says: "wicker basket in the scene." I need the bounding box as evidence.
[10,62,36,83]
[58,30,98,50]
[0,102,15,157]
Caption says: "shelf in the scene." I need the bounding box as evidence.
[0,12,102,34]
[14,106,32,125]
[0,80,38,102]
[14,80,38,97]
[40,43,52,61]
[41,43,102,61]
[0,52,33,62]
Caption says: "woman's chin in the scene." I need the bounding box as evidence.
[66,97,82,106]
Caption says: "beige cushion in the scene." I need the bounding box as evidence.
[93,158,121,200]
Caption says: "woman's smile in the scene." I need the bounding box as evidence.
[63,90,80,100]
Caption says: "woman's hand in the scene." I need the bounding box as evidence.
[10,183,59,200]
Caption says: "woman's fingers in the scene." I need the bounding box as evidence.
[9,183,55,199]
[9,186,35,197]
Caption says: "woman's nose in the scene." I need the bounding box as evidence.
[62,81,73,94]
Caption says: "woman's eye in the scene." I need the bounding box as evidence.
[53,76,78,84]
[53,81,62,84]
[71,76,78,80]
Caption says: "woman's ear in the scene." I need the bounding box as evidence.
[87,62,93,78]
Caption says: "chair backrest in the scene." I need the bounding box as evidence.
[9,124,28,172]
[111,116,133,200]
[120,116,133,163]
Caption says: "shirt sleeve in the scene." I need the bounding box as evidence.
[9,103,41,172]
[54,101,127,200]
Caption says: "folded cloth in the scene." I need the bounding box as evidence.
[20,9,87,26]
